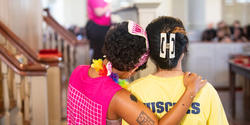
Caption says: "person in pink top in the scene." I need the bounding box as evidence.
[67,20,206,125]
[86,0,111,61]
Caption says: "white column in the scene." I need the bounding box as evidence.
[15,74,23,125]
[30,76,49,125]
[2,63,10,125]
[171,0,189,26]
[187,0,206,30]
[47,67,61,125]
[205,0,222,25]
[134,2,160,29]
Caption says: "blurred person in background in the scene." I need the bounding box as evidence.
[86,0,111,61]
[215,27,232,43]
[217,21,227,29]
[244,25,250,41]
[68,25,77,34]
[68,25,86,40]
[230,20,243,35]
[201,23,217,42]
[232,27,247,42]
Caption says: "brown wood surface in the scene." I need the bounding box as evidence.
[0,20,60,66]
[0,44,46,76]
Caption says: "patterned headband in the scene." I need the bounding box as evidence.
[127,20,149,67]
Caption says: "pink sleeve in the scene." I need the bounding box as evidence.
[88,0,105,9]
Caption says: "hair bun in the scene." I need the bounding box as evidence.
[175,33,188,46]
[146,16,189,70]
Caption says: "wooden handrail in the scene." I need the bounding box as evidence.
[0,44,46,76]
[43,8,89,46]
[0,20,60,66]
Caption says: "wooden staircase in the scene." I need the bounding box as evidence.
[0,19,62,125]
[42,8,89,80]
[0,7,89,125]
[42,8,89,119]
[0,42,48,125]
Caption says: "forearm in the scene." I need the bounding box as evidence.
[113,89,194,125]
[159,89,194,125]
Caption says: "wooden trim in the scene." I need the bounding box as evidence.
[0,20,60,66]
[0,44,46,76]
[43,16,76,45]
[43,8,89,46]
[0,21,37,62]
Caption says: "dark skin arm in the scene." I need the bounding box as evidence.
[107,73,206,125]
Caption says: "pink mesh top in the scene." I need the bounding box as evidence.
[87,0,111,26]
[67,65,122,125]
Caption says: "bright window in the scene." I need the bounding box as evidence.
[236,0,250,3]
[225,0,234,5]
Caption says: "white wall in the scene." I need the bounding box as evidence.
[156,0,171,17]
[50,0,65,25]
[63,0,87,27]
[44,0,250,28]
[205,0,222,25]
[223,1,250,25]
[134,0,188,25]
[172,0,188,26]
[133,0,170,17]
[161,0,223,30]
[185,43,246,87]
[188,0,206,30]
[42,0,87,27]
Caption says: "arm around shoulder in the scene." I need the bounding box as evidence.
[109,88,200,125]
[108,89,158,125]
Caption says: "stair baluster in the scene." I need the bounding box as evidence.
[2,63,10,125]
[15,74,23,125]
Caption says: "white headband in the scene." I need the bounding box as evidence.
[127,20,149,67]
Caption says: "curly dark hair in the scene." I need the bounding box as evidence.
[102,22,147,71]
[146,16,189,70]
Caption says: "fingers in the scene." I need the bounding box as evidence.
[184,72,198,78]
[184,72,204,84]
[184,72,191,77]
[189,72,198,78]
[183,72,208,95]
[201,79,207,84]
